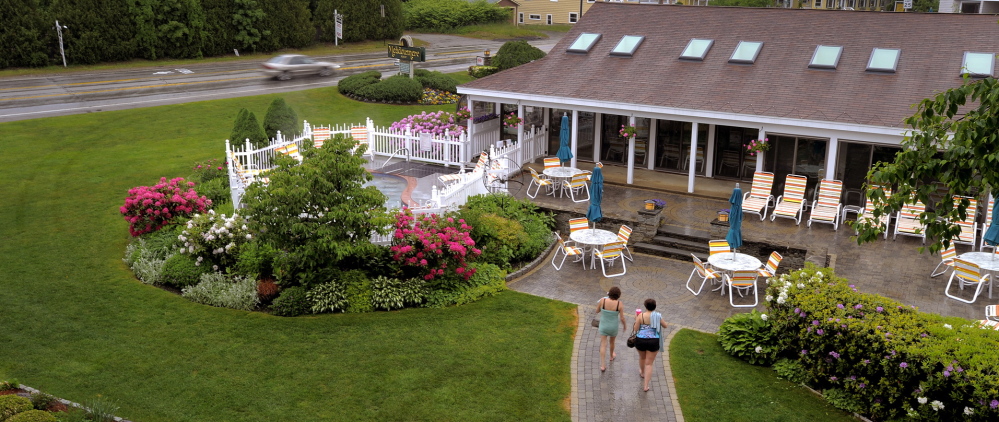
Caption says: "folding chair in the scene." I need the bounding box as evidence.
[686,254,720,295]
[953,196,979,250]
[564,172,591,203]
[930,244,957,278]
[742,172,775,221]
[986,304,999,322]
[569,217,590,234]
[551,234,586,270]
[975,319,999,330]
[544,157,561,170]
[858,185,893,239]
[593,241,627,277]
[807,179,844,230]
[527,167,554,198]
[275,143,302,161]
[893,198,927,244]
[771,174,808,225]
[725,270,760,307]
[350,126,368,148]
[757,251,783,278]
[312,127,331,148]
[617,225,634,262]
[979,196,995,251]
[944,258,991,304]
[709,239,730,258]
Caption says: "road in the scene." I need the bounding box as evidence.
[0,34,562,123]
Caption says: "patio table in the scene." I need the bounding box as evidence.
[708,252,762,295]
[544,166,582,197]
[570,228,619,269]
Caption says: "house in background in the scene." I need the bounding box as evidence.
[502,0,599,25]
[937,0,999,12]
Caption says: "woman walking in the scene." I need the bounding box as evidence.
[633,298,669,392]
[596,287,626,372]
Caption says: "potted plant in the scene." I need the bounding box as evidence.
[718,208,730,222]
[644,199,666,210]
[745,137,770,156]
[619,125,638,139]
[503,112,523,128]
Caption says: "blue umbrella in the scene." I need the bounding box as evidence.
[556,114,573,164]
[586,166,604,227]
[984,195,999,247]
[726,184,744,251]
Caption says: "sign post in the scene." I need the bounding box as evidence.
[334,9,343,46]
[903,0,912,9]
[387,44,426,79]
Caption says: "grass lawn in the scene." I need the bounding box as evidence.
[0,84,574,421]
[670,329,856,422]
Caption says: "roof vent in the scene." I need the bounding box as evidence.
[809,45,843,69]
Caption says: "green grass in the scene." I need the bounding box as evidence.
[0,85,574,421]
[670,329,856,422]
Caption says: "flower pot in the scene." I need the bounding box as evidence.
[718,212,729,222]
[645,201,655,210]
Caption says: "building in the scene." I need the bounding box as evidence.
[938,0,999,13]
[502,0,598,25]
[458,3,999,205]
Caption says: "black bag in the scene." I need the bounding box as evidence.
[626,331,637,348]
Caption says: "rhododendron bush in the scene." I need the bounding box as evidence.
[390,209,481,283]
[120,177,211,236]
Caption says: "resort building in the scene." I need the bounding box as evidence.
[457,3,999,206]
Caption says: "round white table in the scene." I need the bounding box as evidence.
[570,229,620,270]
[957,252,998,298]
[543,167,582,197]
[708,252,762,272]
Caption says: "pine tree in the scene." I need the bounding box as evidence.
[263,98,298,142]
[230,108,267,148]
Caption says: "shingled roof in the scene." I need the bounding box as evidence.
[460,3,999,129]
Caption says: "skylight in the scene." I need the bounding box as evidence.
[729,41,763,64]
[610,35,644,57]
[962,52,994,77]
[867,48,900,73]
[567,33,602,54]
[809,45,843,69]
[679,39,713,61]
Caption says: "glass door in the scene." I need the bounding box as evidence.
[763,135,828,202]
[654,120,707,175]
[600,115,648,166]
[712,126,758,181]
[835,141,901,206]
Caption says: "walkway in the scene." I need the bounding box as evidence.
[505,165,984,422]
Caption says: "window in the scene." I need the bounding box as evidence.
[610,35,644,57]
[815,0,822,6]
[962,52,994,77]
[809,45,843,69]
[569,12,578,23]
[567,33,602,53]
[680,39,713,61]
[729,41,763,64]
[529,14,541,20]
[518,13,524,24]
[867,48,900,73]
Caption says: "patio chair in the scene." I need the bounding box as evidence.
[551,234,586,270]
[986,304,999,322]
[564,172,591,203]
[544,157,561,170]
[807,179,844,230]
[593,241,627,277]
[617,225,634,262]
[975,319,999,330]
[686,254,720,296]
[312,127,331,148]
[275,143,302,161]
[569,217,590,234]
[742,172,775,221]
[944,258,991,304]
[771,174,808,225]
[526,167,554,198]
[893,198,927,244]
[757,251,783,278]
[439,153,487,187]
[953,196,979,250]
[350,126,368,148]
[979,196,995,252]
[725,270,760,308]
[709,239,731,258]
[930,244,958,278]
[858,185,893,239]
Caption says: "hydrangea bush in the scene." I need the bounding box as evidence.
[389,209,481,283]
[120,177,211,236]
[389,110,466,136]
[177,210,252,271]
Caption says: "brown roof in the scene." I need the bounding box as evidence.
[460,3,999,128]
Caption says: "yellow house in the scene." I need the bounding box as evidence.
[501,0,600,25]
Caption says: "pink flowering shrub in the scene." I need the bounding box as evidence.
[389,110,467,136]
[120,177,211,236]
[389,209,481,283]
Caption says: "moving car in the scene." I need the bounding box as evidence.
[261,55,340,80]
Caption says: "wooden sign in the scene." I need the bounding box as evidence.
[388,44,426,62]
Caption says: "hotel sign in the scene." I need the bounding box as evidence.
[388,44,426,62]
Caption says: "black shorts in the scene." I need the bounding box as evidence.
[635,337,660,352]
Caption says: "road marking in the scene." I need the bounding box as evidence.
[0,76,262,101]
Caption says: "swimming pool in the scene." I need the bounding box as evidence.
[364,173,408,209]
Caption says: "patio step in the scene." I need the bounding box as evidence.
[633,242,708,262]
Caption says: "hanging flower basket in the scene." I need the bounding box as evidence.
[619,125,638,139]
[502,112,523,128]
[745,138,770,156]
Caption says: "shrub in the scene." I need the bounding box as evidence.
[371,276,425,310]
[177,210,253,271]
[80,396,119,422]
[257,279,280,305]
[0,395,32,420]
[189,158,227,184]
[307,281,347,313]
[342,270,374,313]
[403,0,508,31]
[120,177,211,236]
[423,262,505,308]
[262,97,298,141]
[182,272,260,310]
[390,209,481,283]
[492,40,546,71]
[7,409,56,422]
[458,212,523,268]
[460,194,554,265]
[234,242,277,279]
[389,110,466,136]
[29,392,57,411]
[230,108,268,149]
[419,88,460,105]
[337,71,382,97]
[468,65,499,79]
[717,310,778,366]
[414,70,457,94]
[356,75,423,103]
[822,388,864,415]
[270,286,311,317]
[194,177,230,207]
[160,253,209,287]
[0,379,19,391]
[772,358,810,385]
[123,238,174,285]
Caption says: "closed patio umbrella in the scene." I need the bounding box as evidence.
[726,183,744,252]
[984,194,999,248]
[556,114,573,165]
[586,166,604,228]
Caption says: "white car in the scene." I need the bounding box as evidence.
[261,55,340,80]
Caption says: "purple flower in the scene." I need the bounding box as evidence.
[900,362,908,368]
[794,307,801,313]
[801,350,808,355]
[944,370,951,377]
[876,306,884,312]
[991,400,999,409]
[829,351,840,359]
[920,333,927,337]
[957,366,964,373]
[812,320,820,325]
[837,304,845,309]
[849,375,856,381]
[863,359,870,364]
[830,376,838,381]
[816,329,824,335]
[854,304,863,309]
[859,383,866,389]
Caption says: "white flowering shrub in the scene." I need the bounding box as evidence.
[181,272,259,311]
[178,210,253,271]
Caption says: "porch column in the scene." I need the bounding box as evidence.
[627,116,636,184]
[705,124,716,177]
[688,122,699,193]
[517,103,524,145]
[544,108,551,155]
[467,98,475,149]
[647,119,657,170]
[757,129,766,172]
[825,137,838,180]
[571,109,579,169]
[593,113,602,161]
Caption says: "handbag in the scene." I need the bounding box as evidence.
[626,330,637,348]
[591,314,600,328]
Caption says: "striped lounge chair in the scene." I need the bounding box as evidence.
[564,172,590,203]
[893,198,927,244]
[438,153,488,187]
[350,126,368,147]
[953,196,978,250]
[275,142,302,161]
[975,319,999,330]
[858,185,893,239]
[742,172,775,221]
[807,179,844,230]
[979,196,995,251]
[551,234,585,270]
[986,304,998,322]
[544,157,561,170]
[930,244,957,278]
[686,254,720,296]
[771,174,808,225]
[311,127,331,148]
[593,241,627,277]
[945,258,990,304]
[569,217,590,234]
[617,225,634,262]
[757,251,783,278]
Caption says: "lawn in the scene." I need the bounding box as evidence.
[0,84,575,421]
[670,329,856,422]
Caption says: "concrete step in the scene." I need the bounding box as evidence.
[651,235,709,254]
[633,242,708,262]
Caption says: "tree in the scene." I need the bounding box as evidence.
[0,0,54,68]
[852,77,999,253]
[50,0,139,64]
[230,108,267,148]
[315,0,403,43]
[492,40,546,71]
[241,134,391,286]
[262,97,298,142]
[257,0,312,51]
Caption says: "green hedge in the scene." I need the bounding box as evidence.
[414,70,458,94]
[458,194,555,270]
[315,0,404,43]
[7,409,57,422]
[402,0,509,31]
[468,66,499,79]
[0,395,32,421]
[355,75,423,103]
[492,40,546,71]
[337,71,383,97]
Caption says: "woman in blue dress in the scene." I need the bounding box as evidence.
[633,298,669,392]
[596,287,626,372]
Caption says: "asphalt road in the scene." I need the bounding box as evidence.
[0,34,562,123]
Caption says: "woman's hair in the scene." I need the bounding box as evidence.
[644,298,657,311]
[607,287,621,300]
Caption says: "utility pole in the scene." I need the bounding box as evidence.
[55,20,68,67]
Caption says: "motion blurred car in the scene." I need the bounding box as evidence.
[261,55,340,80]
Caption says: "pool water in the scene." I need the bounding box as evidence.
[364,173,407,209]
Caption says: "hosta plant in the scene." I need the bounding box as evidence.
[371,276,425,310]
[717,309,779,365]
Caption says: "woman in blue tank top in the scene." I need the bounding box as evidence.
[633,298,669,392]
[596,287,626,372]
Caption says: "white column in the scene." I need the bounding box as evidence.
[688,122,699,193]
[593,113,602,161]
[571,110,579,169]
[627,116,636,184]
[825,137,838,180]
[705,124,716,177]
[517,103,524,145]
[757,129,766,173]
[467,98,474,146]
[647,119,657,170]
[544,108,551,155]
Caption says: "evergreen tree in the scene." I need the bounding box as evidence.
[200,0,236,57]
[263,98,298,142]
[230,108,267,148]
[257,0,312,51]
[50,0,139,65]
[315,0,403,43]
[0,0,53,68]
[152,0,206,59]
[231,0,267,53]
